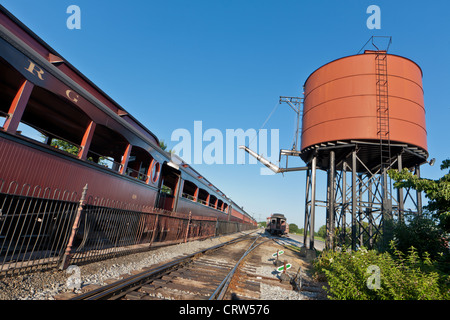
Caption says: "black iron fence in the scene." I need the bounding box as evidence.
[0,181,255,277]
[216,220,251,235]
[0,179,79,275]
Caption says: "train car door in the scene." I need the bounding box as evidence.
[155,162,181,211]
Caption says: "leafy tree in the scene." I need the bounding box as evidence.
[159,140,173,153]
[39,134,79,156]
[317,225,327,239]
[161,185,172,195]
[50,138,79,155]
[388,159,450,233]
[392,212,448,260]
[159,140,168,151]
[289,223,298,233]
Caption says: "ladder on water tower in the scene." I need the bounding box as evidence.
[375,52,391,171]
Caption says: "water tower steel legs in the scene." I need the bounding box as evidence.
[397,153,404,222]
[415,165,423,216]
[310,155,317,250]
[303,146,424,251]
[303,155,317,250]
[351,150,358,250]
[303,166,310,248]
[326,151,335,250]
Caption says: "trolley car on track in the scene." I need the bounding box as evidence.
[266,213,288,236]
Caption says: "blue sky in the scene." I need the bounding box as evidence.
[2,0,449,229]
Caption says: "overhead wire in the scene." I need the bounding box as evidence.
[248,100,281,148]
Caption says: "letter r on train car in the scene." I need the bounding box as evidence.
[25,60,44,81]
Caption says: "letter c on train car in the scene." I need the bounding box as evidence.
[149,160,160,184]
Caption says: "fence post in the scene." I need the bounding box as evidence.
[184,212,192,243]
[149,213,159,247]
[60,184,88,270]
[215,218,219,237]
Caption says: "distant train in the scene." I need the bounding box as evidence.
[266,213,289,236]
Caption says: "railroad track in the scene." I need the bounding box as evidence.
[70,232,270,300]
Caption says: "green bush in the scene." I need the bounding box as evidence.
[313,242,450,300]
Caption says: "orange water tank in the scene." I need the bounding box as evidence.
[301,50,427,156]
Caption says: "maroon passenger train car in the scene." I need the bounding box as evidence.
[0,6,256,231]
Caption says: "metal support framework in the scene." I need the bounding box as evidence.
[325,151,335,250]
[302,145,425,250]
[279,96,303,152]
[303,155,317,250]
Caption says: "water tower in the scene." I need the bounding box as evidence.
[301,48,428,250]
[241,40,430,251]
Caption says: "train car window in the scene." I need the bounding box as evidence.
[209,194,217,209]
[197,188,209,206]
[126,146,153,181]
[16,121,46,142]
[182,180,197,201]
[149,160,160,184]
[217,199,224,211]
[87,124,129,171]
[15,85,89,155]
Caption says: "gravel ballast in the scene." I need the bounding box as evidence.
[0,234,234,300]
[0,231,325,300]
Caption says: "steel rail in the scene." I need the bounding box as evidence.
[209,235,270,300]
[70,231,257,300]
